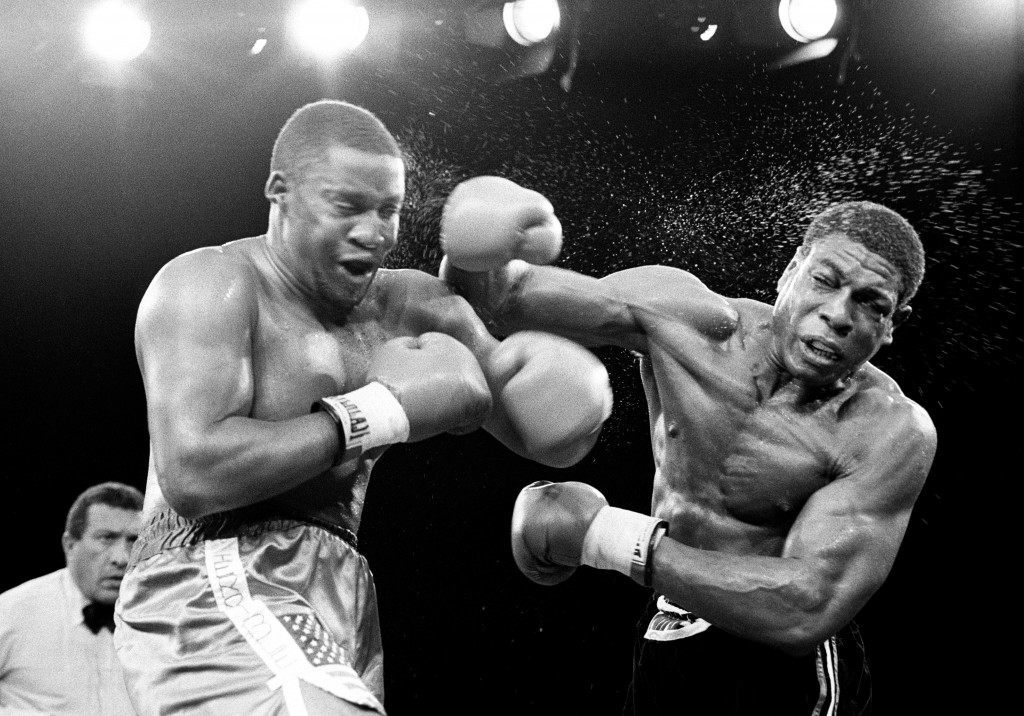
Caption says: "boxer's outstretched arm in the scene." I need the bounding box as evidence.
[385,268,613,468]
[440,175,731,351]
[649,400,936,654]
[444,261,729,353]
[136,249,340,518]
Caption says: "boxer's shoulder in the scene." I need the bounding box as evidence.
[374,267,452,299]
[139,240,260,331]
[607,265,739,338]
[837,364,935,445]
[372,267,480,330]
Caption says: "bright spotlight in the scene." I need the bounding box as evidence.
[82,1,151,62]
[778,0,838,43]
[502,0,560,47]
[290,0,370,59]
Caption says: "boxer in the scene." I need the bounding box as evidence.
[115,101,612,715]
[442,178,936,715]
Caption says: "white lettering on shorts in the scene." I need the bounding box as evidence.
[204,538,384,714]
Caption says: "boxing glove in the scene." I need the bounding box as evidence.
[487,331,612,465]
[441,176,562,272]
[511,481,608,585]
[512,481,668,587]
[315,332,492,464]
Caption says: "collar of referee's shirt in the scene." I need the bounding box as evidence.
[82,602,116,633]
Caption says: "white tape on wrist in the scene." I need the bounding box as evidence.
[316,382,411,465]
[581,506,667,586]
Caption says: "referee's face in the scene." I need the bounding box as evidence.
[63,504,142,605]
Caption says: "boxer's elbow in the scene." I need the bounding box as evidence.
[766,582,837,655]
[156,438,228,519]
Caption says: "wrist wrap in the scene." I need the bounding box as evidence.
[313,382,410,466]
[581,507,668,587]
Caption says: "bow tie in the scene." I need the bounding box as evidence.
[82,602,115,634]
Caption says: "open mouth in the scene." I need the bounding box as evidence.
[338,259,376,277]
[802,338,842,363]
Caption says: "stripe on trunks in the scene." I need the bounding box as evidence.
[811,635,840,716]
[204,537,383,715]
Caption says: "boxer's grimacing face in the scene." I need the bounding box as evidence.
[268,143,405,310]
[63,503,141,605]
[771,233,910,386]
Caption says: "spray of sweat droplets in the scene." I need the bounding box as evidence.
[389,67,1020,420]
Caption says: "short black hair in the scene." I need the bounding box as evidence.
[64,482,144,540]
[270,99,402,179]
[802,201,924,306]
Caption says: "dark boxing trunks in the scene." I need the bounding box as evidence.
[625,596,868,716]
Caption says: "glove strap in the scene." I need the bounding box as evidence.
[581,507,668,587]
[313,382,410,466]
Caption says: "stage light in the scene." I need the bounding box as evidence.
[82,1,151,62]
[700,24,718,42]
[778,0,838,43]
[502,0,560,47]
[290,0,370,59]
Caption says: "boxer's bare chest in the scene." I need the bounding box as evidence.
[642,317,842,553]
[247,292,397,422]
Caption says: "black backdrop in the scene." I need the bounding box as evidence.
[2,1,1020,714]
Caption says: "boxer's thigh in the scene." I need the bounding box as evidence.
[116,531,384,714]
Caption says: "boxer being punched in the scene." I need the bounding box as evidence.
[441,178,936,715]
[115,103,611,715]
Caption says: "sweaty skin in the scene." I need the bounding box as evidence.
[446,235,936,653]
[135,145,596,534]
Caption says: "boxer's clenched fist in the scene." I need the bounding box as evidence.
[511,480,608,585]
[441,176,562,272]
[512,480,668,587]
[487,331,612,465]
[368,332,492,441]
[316,332,491,463]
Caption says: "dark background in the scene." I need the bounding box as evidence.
[1,1,1020,713]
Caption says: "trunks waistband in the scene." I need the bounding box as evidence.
[130,507,359,566]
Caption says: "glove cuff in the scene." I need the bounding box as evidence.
[313,382,411,466]
[581,506,668,587]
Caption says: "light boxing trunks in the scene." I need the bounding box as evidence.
[115,510,385,715]
[625,596,868,716]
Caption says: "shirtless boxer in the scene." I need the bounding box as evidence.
[114,103,612,715]
[441,178,937,715]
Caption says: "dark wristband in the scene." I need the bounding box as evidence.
[644,523,668,588]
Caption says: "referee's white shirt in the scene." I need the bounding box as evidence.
[0,568,134,715]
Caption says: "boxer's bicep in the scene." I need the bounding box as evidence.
[136,253,256,475]
[781,411,936,637]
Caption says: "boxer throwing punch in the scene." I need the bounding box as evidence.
[115,102,611,715]
[441,177,936,715]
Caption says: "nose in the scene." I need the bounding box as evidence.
[348,211,393,251]
[819,292,854,337]
[109,537,132,569]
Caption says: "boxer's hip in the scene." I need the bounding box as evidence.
[116,509,384,711]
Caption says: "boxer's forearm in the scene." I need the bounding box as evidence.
[650,537,845,655]
[444,259,625,347]
[153,412,342,518]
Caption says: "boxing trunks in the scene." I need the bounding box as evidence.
[625,596,869,716]
[115,509,385,715]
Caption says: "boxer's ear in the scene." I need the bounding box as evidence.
[776,246,807,294]
[265,171,287,205]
